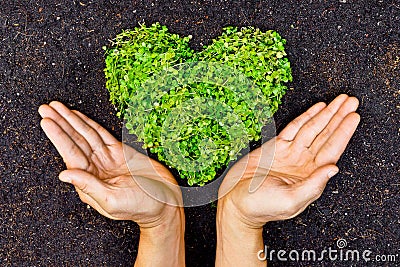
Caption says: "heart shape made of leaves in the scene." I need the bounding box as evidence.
[104,23,292,186]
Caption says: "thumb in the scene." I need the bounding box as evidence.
[296,165,339,203]
[59,169,109,202]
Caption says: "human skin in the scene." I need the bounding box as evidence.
[216,94,360,267]
[38,94,360,266]
[39,102,185,267]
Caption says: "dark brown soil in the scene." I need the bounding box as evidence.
[1,1,399,266]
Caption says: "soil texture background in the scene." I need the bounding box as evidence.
[0,1,399,266]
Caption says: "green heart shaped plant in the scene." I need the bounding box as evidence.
[104,23,292,186]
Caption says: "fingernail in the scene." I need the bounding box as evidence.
[328,170,338,178]
[59,175,71,183]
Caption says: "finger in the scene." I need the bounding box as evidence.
[293,94,349,147]
[59,169,111,206]
[40,118,89,169]
[39,104,93,156]
[75,187,100,209]
[48,101,105,151]
[61,171,122,219]
[316,113,361,166]
[294,164,339,206]
[72,110,118,145]
[310,97,359,153]
[218,151,254,198]
[248,140,276,193]
[278,102,327,141]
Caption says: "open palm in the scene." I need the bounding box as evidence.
[219,94,360,227]
[39,102,181,227]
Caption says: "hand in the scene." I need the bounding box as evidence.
[220,94,360,225]
[39,101,182,226]
[39,102,185,266]
[216,94,360,266]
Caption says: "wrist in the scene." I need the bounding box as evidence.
[139,206,184,236]
[216,198,265,267]
[136,207,185,267]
